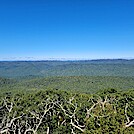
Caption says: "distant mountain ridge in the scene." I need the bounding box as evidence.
[0,59,134,78]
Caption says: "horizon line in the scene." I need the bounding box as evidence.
[0,58,134,62]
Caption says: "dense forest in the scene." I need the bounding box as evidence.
[0,60,134,133]
[0,59,134,78]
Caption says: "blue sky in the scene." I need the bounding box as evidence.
[0,0,134,60]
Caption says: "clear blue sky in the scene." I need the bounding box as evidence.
[0,0,134,60]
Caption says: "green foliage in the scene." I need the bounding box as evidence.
[0,89,134,133]
[1,76,134,94]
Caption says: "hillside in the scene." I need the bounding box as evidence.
[0,76,134,94]
[0,59,134,78]
[0,60,134,133]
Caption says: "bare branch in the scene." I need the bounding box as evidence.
[70,119,85,132]
[124,103,134,128]
[47,127,49,134]
[125,120,134,128]
[125,103,130,124]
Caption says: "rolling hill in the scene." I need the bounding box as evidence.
[0,59,134,78]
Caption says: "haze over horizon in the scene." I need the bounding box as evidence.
[0,0,134,60]
[0,56,133,61]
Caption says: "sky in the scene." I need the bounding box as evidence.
[0,0,134,60]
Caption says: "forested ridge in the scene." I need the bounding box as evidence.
[0,60,134,133]
[0,60,134,78]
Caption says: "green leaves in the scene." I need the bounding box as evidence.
[0,89,134,133]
